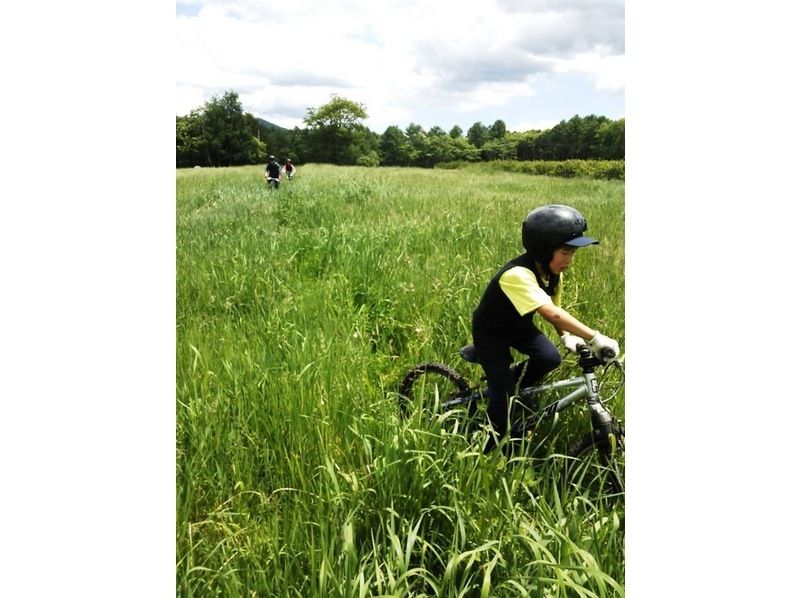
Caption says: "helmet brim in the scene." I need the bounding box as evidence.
[563,236,599,247]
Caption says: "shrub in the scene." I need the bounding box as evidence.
[356,151,381,167]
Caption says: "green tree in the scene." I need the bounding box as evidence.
[489,119,507,140]
[345,125,381,164]
[420,134,453,167]
[356,150,380,167]
[452,136,480,162]
[595,118,625,159]
[481,137,516,161]
[200,91,262,166]
[423,134,479,166]
[250,117,292,163]
[282,127,310,165]
[449,125,463,139]
[513,130,543,161]
[405,123,427,166]
[466,122,489,148]
[176,112,204,167]
[243,113,269,163]
[303,94,369,164]
[533,114,620,160]
[379,125,413,166]
[304,94,368,129]
[175,91,266,167]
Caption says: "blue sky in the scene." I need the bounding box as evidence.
[176,0,625,132]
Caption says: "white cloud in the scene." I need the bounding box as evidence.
[176,0,624,131]
[555,52,625,93]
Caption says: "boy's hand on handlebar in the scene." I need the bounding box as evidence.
[560,332,583,354]
[587,332,619,363]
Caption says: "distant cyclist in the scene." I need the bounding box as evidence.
[265,155,281,189]
[471,204,620,451]
[283,158,296,180]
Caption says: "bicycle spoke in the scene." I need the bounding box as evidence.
[564,430,625,505]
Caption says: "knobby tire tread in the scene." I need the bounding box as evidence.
[398,362,470,418]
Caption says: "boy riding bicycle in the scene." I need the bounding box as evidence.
[472,204,619,451]
[264,155,281,189]
[283,158,295,179]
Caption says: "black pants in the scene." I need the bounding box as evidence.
[474,326,561,449]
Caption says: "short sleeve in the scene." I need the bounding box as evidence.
[498,266,552,316]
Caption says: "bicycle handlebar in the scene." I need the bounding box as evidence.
[575,344,622,368]
[600,347,617,359]
[575,343,613,356]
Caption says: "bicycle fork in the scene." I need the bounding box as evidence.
[584,370,618,457]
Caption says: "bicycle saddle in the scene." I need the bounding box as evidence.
[459,344,479,363]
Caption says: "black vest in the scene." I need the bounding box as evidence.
[472,253,559,341]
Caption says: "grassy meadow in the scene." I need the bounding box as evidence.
[176,163,625,596]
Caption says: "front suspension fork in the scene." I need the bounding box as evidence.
[586,371,619,456]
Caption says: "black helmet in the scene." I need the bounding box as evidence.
[268,155,276,161]
[521,204,598,265]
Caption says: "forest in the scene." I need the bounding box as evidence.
[176,91,624,169]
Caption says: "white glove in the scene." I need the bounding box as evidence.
[587,332,619,363]
[560,332,583,354]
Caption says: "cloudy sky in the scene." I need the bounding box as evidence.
[176,0,624,133]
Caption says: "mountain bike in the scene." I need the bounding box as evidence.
[266,176,281,190]
[398,343,625,500]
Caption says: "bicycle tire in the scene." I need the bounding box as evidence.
[397,362,472,419]
[564,425,625,503]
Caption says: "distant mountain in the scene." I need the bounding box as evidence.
[255,117,289,131]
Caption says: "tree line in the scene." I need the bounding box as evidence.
[176,91,624,169]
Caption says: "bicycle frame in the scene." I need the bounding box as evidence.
[442,371,594,414]
[441,350,617,450]
[524,371,616,447]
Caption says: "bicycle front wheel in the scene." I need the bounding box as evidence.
[398,363,477,431]
[564,425,625,503]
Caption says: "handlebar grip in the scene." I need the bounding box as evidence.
[601,347,617,359]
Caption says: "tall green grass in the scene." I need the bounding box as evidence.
[177,164,625,596]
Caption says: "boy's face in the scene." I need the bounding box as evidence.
[549,246,578,274]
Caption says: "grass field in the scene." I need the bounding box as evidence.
[176,163,625,596]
